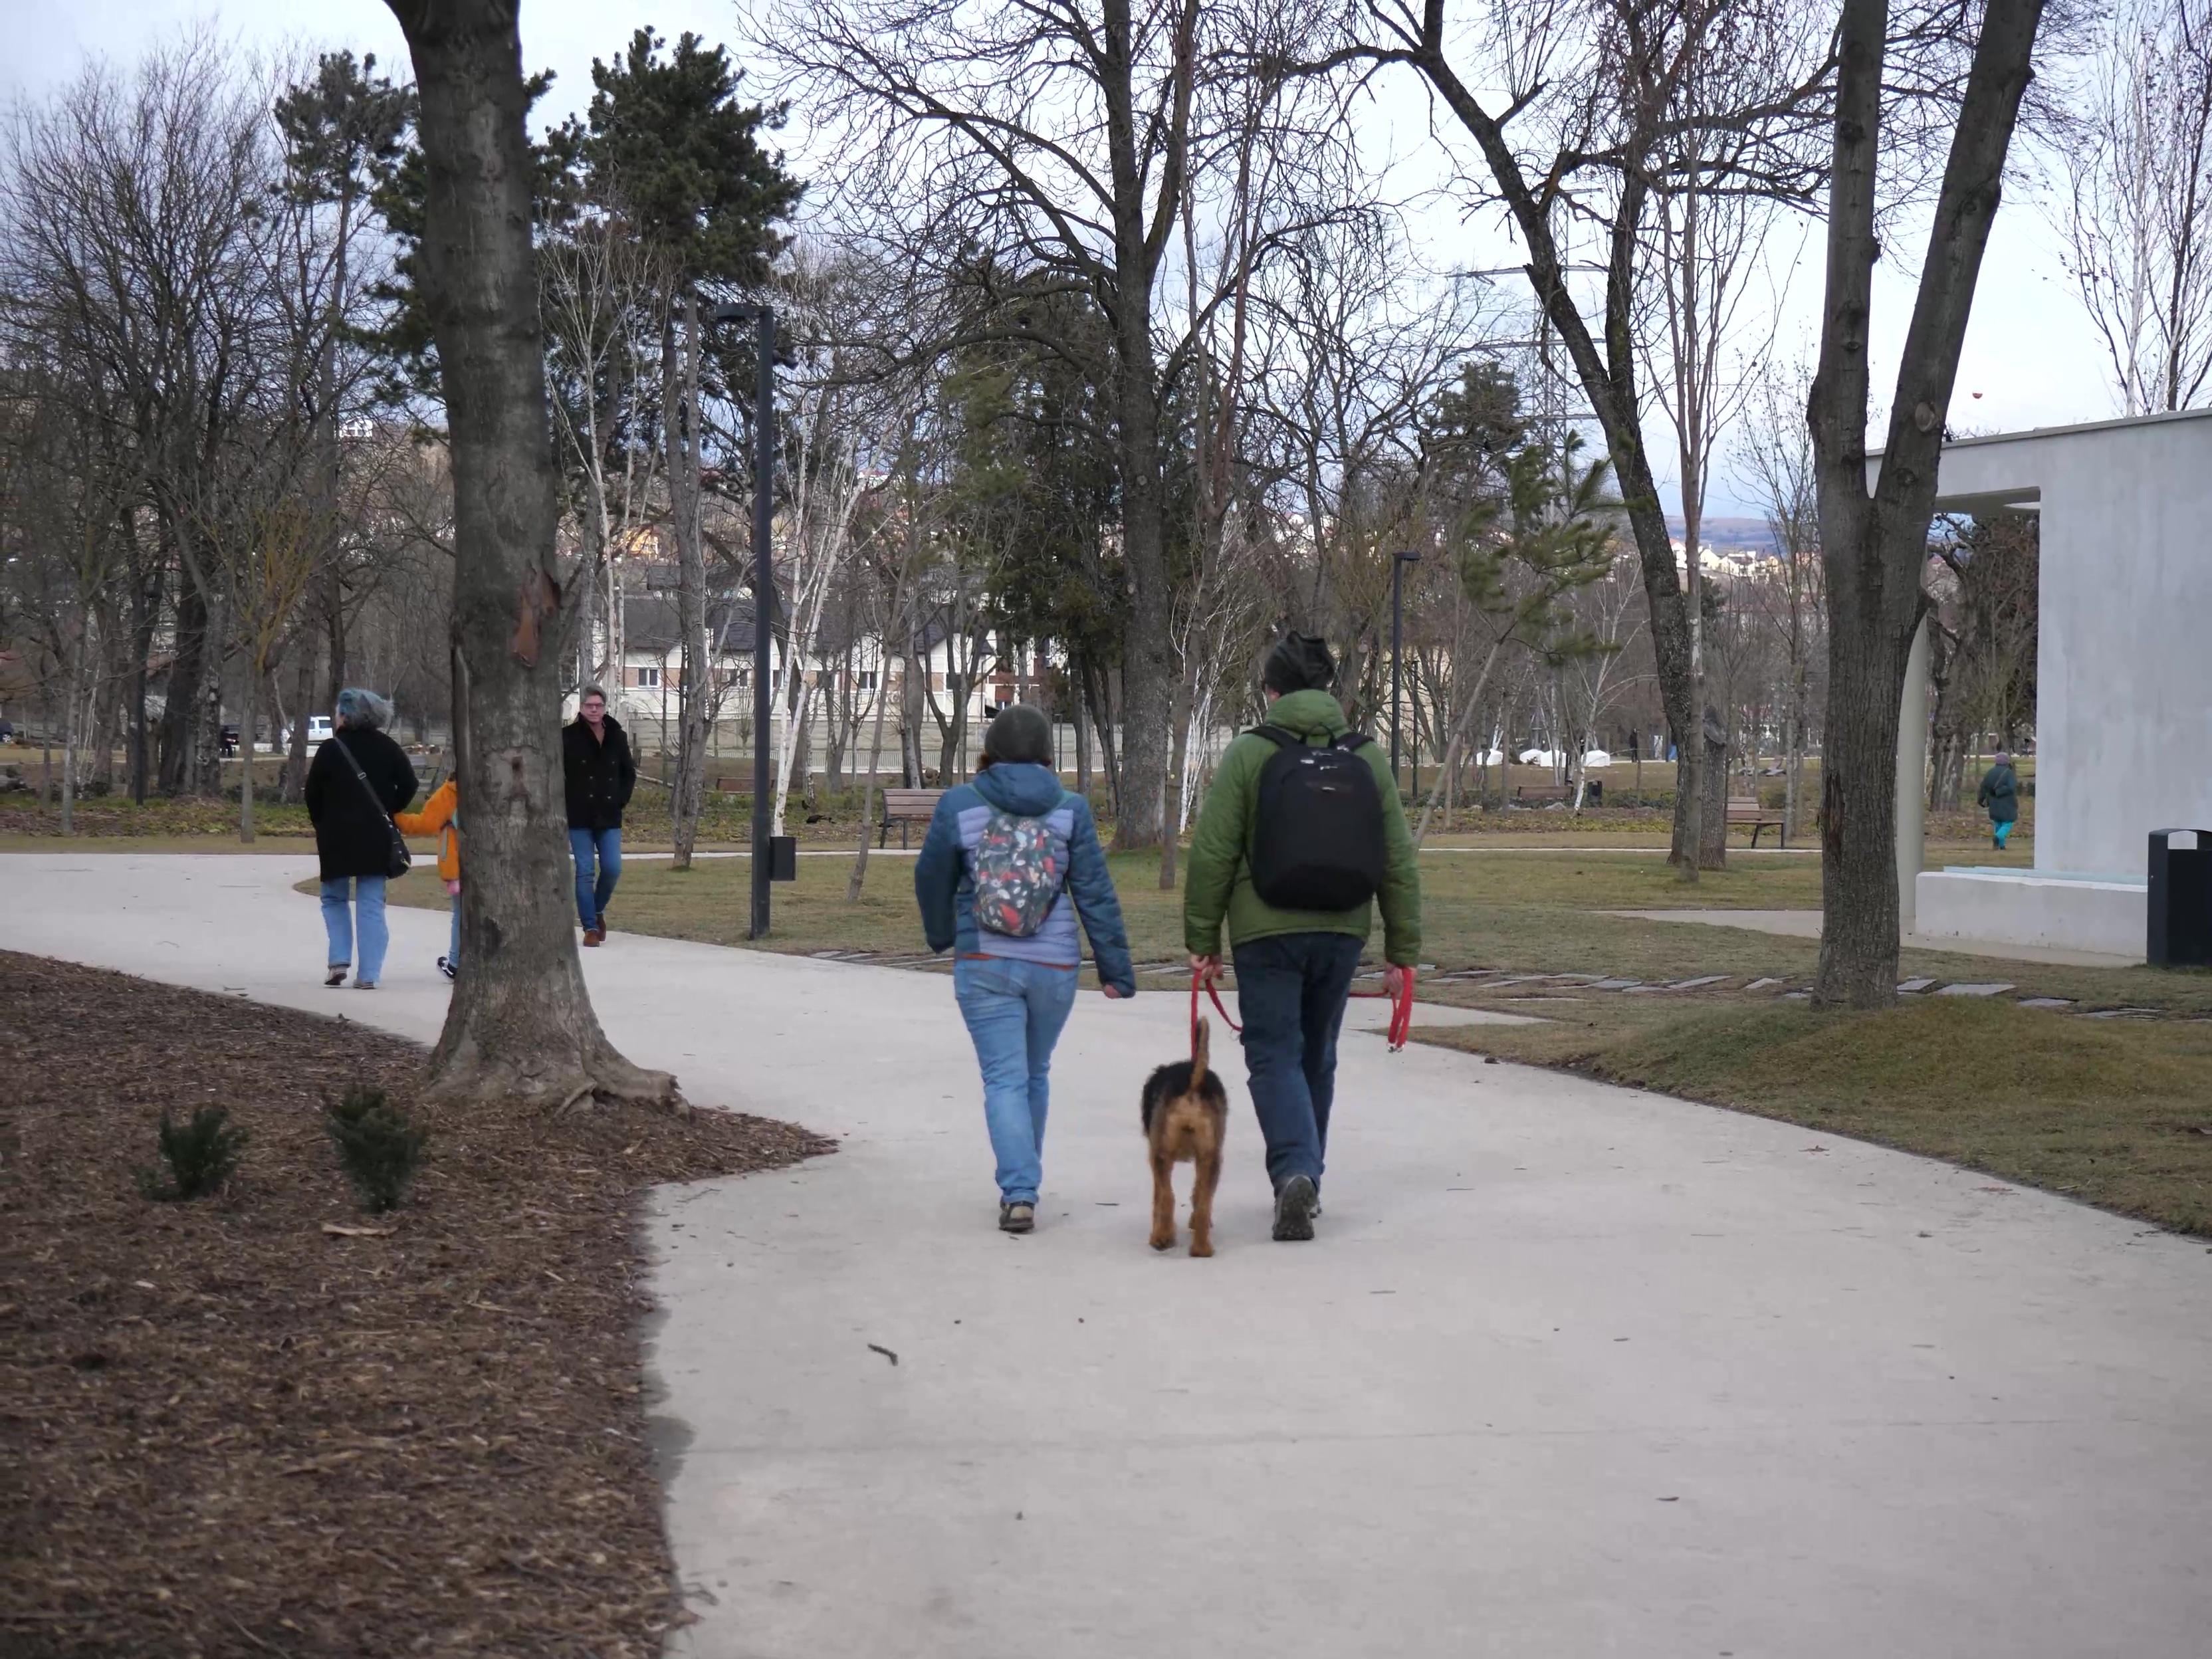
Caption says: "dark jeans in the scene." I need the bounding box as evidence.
[1232,932,1365,1193]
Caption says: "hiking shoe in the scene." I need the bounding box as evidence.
[1273,1176,1317,1242]
[999,1202,1036,1234]
[437,956,457,981]
[325,966,348,988]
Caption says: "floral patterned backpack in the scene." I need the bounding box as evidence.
[972,808,1063,937]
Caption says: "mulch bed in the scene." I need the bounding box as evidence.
[0,950,834,1657]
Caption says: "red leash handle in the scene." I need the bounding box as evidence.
[1351,967,1416,1052]
[1190,966,1242,1051]
[1192,966,1413,1053]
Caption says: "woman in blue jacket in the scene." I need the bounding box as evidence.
[915,703,1135,1234]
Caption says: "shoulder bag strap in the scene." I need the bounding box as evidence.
[335,735,404,835]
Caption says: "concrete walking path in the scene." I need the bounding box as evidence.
[5,853,2209,1657]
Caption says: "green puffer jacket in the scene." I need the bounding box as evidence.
[1183,689,1422,965]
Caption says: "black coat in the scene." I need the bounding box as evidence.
[305,728,419,883]
[563,714,636,831]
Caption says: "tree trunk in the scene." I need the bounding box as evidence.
[238,661,257,843]
[668,294,709,871]
[1809,0,2046,1007]
[386,0,675,1111]
[59,642,81,836]
[1111,334,1170,851]
[282,647,315,802]
[1159,660,1192,889]
[158,574,209,795]
[1699,705,1727,868]
[847,643,893,902]
[1074,655,1093,794]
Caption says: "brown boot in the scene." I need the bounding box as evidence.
[582,928,604,946]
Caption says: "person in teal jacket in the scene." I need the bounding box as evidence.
[1183,633,1422,1242]
[1977,750,2020,851]
[916,703,1135,1234]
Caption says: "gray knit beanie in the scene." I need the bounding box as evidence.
[1263,632,1336,696]
[982,703,1053,766]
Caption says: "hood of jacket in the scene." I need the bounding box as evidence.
[972,760,1065,816]
[1258,688,1351,742]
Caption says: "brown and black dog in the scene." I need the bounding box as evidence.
[1141,1016,1230,1256]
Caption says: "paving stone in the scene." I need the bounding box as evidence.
[2018,998,2074,1010]
[1896,977,1937,994]
[1590,978,1643,991]
[1670,975,1731,990]
[1782,990,1811,1000]
[1744,977,1786,992]
[2084,1008,2158,1020]
[1936,982,2015,998]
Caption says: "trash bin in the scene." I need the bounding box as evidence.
[768,834,799,883]
[2148,829,2211,967]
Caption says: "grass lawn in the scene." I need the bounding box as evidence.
[1420,997,2212,1236]
[352,833,2209,1014]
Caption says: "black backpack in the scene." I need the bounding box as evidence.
[1247,724,1386,911]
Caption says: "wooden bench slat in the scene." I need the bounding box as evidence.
[1723,797,1786,847]
[878,788,946,848]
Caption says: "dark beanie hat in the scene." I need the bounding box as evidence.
[1263,631,1336,696]
[982,702,1053,766]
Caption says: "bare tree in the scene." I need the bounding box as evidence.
[382,0,674,1111]
[1809,0,2050,1008]
[1735,362,1826,841]
[2052,0,2212,413]
[761,0,1332,851]
[1325,0,1835,869]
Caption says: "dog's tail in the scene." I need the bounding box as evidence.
[1190,1015,1210,1089]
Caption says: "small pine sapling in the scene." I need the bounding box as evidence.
[324,1085,429,1213]
[137,1106,249,1201]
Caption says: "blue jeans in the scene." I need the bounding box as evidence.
[320,876,389,984]
[953,955,1079,1204]
[1232,933,1366,1192]
[447,893,461,966]
[570,826,621,929]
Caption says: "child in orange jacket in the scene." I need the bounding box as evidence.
[395,768,461,981]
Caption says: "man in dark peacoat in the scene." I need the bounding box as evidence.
[562,686,636,943]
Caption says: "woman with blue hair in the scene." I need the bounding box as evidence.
[304,688,417,988]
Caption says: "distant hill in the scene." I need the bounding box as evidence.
[1668,514,1778,554]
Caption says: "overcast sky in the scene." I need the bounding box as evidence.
[5,2,2124,520]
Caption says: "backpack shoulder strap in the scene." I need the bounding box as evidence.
[1332,730,1375,752]
[1248,723,1298,748]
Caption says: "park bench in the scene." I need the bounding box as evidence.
[1726,796,1786,847]
[878,787,946,848]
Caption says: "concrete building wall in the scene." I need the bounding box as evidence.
[1926,409,2212,879]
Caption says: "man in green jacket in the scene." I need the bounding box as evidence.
[1184,633,1422,1242]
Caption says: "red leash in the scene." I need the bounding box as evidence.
[1190,966,1414,1053]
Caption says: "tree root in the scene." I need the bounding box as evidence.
[423,1039,687,1119]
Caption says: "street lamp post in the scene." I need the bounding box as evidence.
[1390,549,1420,795]
[711,300,779,939]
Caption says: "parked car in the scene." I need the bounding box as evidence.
[281,715,336,749]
